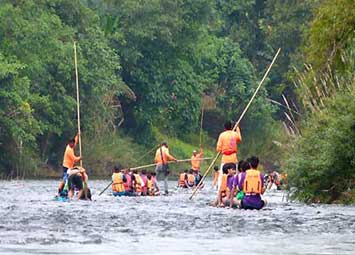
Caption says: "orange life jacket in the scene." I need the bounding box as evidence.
[216,129,241,163]
[154,146,176,165]
[178,173,186,186]
[187,174,195,186]
[220,174,230,197]
[112,173,125,193]
[243,169,262,194]
[134,174,142,193]
[124,174,132,191]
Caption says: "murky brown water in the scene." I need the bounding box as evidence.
[0,180,354,254]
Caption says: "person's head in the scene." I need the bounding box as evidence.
[223,163,236,175]
[224,120,233,130]
[141,169,147,175]
[184,169,188,173]
[238,160,244,172]
[133,169,138,174]
[249,156,259,169]
[214,166,219,172]
[241,161,250,172]
[192,150,197,156]
[147,173,152,180]
[114,165,121,173]
[68,138,76,148]
[161,141,168,147]
[151,172,156,177]
[188,169,193,174]
[124,168,129,174]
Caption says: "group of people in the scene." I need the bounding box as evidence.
[55,120,269,210]
[111,166,160,196]
[178,148,204,189]
[210,120,266,210]
[211,156,266,210]
[57,133,91,200]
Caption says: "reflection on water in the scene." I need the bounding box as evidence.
[0,180,354,254]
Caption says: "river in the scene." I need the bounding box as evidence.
[0,180,354,254]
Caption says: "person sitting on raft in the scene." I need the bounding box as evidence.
[237,156,266,210]
[112,165,128,197]
[147,172,160,196]
[67,166,86,200]
[211,163,235,207]
[140,170,148,196]
[133,169,144,196]
[229,160,249,208]
[186,169,196,188]
[178,169,188,188]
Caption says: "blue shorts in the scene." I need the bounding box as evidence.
[63,167,68,182]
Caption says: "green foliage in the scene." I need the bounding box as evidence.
[286,90,355,203]
[286,0,355,204]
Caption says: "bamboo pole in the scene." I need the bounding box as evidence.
[98,157,213,196]
[74,42,82,167]
[189,48,281,200]
[199,103,204,148]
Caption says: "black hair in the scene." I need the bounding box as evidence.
[213,165,219,171]
[161,141,168,146]
[141,169,147,175]
[223,163,236,173]
[249,156,259,169]
[188,169,193,174]
[184,169,188,173]
[114,165,121,172]
[68,138,75,144]
[224,120,233,130]
[238,160,244,172]
[241,161,250,172]
[133,169,138,174]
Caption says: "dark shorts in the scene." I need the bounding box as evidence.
[68,174,83,190]
[241,199,265,210]
[63,167,69,181]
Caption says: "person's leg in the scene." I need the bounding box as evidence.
[217,163,224,193]
[163,174,168,194]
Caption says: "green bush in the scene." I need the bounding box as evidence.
[286,90,355,203]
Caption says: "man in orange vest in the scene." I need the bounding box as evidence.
[216,120,241,191]
[62,133,81,182]
[191,147,203,173]
[154,141,177,195]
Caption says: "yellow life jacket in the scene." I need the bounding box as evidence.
[112,173,125,193]
[134,174,142,193]
[178,173,186,186]
[243,169,262,194]
[147,179,153,189]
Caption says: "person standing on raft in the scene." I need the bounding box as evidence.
[154,141,177,195]
[62,133,81,182]
[191,147,203,173]
[216,121,241,191]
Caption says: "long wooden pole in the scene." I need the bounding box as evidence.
[98,157,213,196]
[74,42,82,167]
[199,102,204,147]
[189,48,281,200]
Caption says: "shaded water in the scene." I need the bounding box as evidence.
[0,180,354,254]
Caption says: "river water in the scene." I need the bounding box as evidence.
[0,180,354,255]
